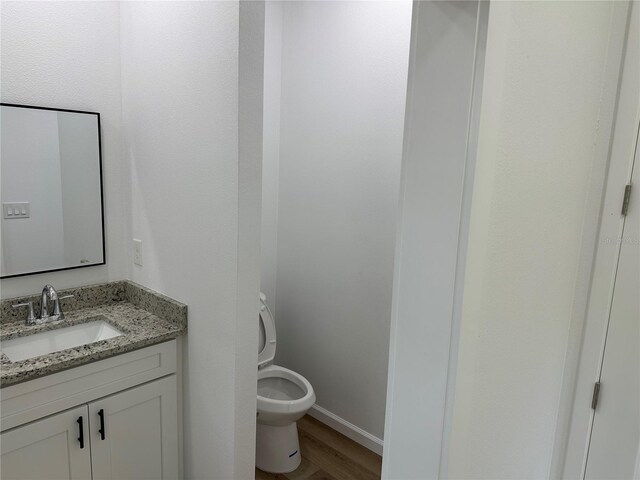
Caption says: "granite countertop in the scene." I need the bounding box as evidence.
[0,280,187,387]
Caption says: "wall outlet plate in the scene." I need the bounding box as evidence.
[3,202,30,219]
[133,239,143,266]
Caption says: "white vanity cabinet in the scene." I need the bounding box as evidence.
[89,376,178,480]
[1,404,92,480]
[0,340,180,480]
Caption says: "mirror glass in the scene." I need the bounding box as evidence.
[0,104,105,278]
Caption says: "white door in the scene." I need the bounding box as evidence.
[88,376,179,480]
[585,140,640,478]
[1,405,91,480]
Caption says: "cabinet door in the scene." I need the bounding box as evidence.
[1,405,91,480]
[89,375,178,480]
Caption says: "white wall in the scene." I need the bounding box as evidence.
[236,4,265,475]
[382,2,487,478]
[120,2,263,478]
[261,0,283,314]
[0,1,126,296]
[264,0,411,442]
[448,2,618,478]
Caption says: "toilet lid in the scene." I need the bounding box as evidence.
[258,293,276,368]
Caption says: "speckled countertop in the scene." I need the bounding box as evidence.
[0,280,187,387]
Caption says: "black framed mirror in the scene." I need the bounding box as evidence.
[0,103,105,278]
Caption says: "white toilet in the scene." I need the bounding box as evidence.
[256,293,316,474]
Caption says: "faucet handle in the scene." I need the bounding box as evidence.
[52,294,74,319]
[12,301,37,325]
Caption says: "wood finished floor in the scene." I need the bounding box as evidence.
[255,415,382,480]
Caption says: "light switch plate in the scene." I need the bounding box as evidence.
[3,202,30,219]
[133,239,143,266]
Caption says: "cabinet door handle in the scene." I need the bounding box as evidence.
[98,409,106,440]
[77,416,84,448]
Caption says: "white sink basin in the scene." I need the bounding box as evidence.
[1,319,124,362]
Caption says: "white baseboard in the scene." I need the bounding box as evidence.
[308,404,384,456]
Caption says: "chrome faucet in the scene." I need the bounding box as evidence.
[12,284,73,325]
[40,284,59,320]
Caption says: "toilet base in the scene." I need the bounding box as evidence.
[255,422,302,474]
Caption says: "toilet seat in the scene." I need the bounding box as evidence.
[257,365,315,416]
[258,295,276,368]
